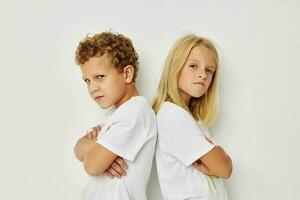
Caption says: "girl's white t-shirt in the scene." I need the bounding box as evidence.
[156,102,228,200]
[83,96,157,200]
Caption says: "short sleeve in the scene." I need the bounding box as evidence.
[158,105,215,167]
[96,111,148,162]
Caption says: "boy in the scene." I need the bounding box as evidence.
[73,32,157,200]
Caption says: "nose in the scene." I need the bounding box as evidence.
[198,67,207,79]
[88,81,100,94]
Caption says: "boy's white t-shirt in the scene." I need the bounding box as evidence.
[156,102,228,200]
[83,96,157,200]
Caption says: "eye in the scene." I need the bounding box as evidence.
[205,68,215,75]
[84,79,90,84]
[189,64,197,69]
[96,75,105,79]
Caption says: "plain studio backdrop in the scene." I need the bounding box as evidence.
[0,0,299,199]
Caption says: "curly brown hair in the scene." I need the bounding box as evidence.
[75,32,139,81]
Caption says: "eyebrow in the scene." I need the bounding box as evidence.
[206,65,216,69]
[188,59,216,69]
[188,59,200,62]
[82,72,106,81]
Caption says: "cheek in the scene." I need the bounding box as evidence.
[87,86,91,93]
[178,71,189,88]
[206,77,213,89]
[87,87,94,97]
[178,76,185,90]
[109,78,125,94]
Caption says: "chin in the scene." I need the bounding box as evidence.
[97,103,112,109]
[191,96,202,100]
[192,93,205,98]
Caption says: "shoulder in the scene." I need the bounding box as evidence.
[109,96,155,123]
[157,101,194,123]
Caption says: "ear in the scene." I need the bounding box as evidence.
[123,65,135,83]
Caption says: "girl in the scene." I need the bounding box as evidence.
[153,34,232,200]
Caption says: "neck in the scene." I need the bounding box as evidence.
[115,84,139,108]
[179,90,191,106]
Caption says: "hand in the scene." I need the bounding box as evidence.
[192,159,214,176]
[85,125,101,140]
[74,125,101,162]
[104,157,128,179]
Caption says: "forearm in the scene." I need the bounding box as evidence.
[83,143,118,176]
[215,146,232,178]
[205,146,232,178]
[194,146,233,179]
[74,138,96,162]
[222,150,233,178]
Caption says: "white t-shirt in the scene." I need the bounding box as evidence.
[83,96,157,200]
[156,102,228,200]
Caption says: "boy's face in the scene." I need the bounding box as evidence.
[80,54,128,109]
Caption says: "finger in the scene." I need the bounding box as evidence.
[92,126,97,132]
[111,162,126,176]
[192,162,201,170]
[92,127,98,139]
[84,131,88,137]
[96,125,101,133]
[115,157,128,170]
[193,161,201,167]
[196,159,202,164]
[85,132,93,139]
[93,126,99,138]
[104,170,114,179]
[95,126,101,138]
[107,167,122,178]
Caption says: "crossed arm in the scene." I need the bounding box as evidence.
[74,125,127,178]
[74,127,232,179]
[192,136,232,179]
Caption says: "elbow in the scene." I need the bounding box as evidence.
[75,154,84,162]
[219,160,233,179]
[74,144,84,162]
[84,168,101,176]
[219,166,232,179]
[83,160,104,176]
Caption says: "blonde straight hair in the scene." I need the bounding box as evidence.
[152,34,220,127]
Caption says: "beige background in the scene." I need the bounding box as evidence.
[0,0,299,199]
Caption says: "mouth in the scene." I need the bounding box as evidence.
[94,95,104,100]
[193,82,205,87]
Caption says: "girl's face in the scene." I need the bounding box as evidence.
[178,45,216,105]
